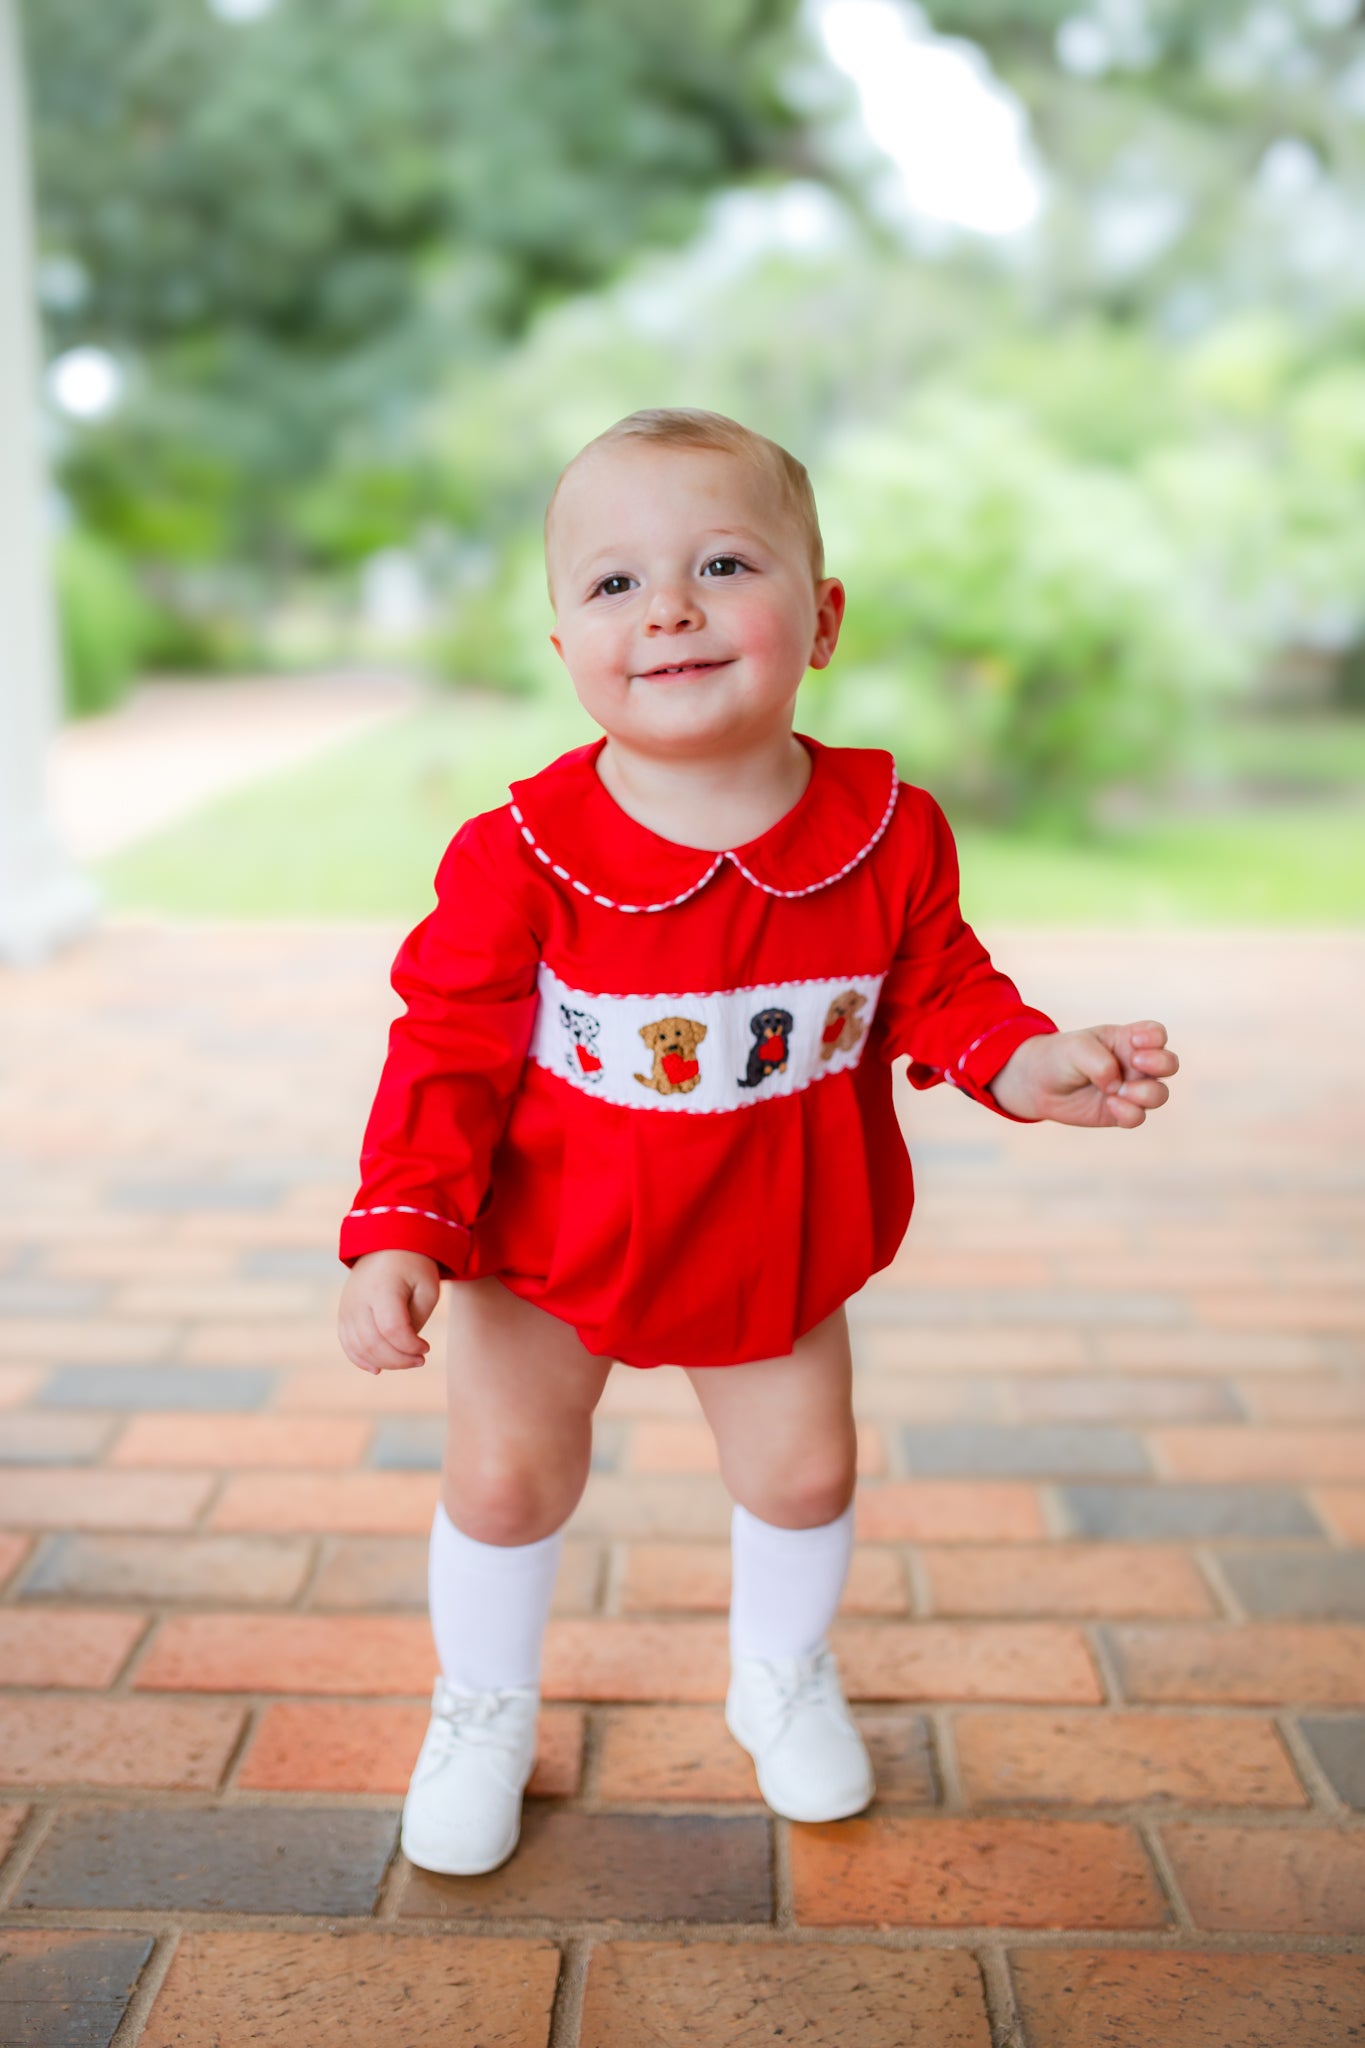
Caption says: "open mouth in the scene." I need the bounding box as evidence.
[637,659,732,680]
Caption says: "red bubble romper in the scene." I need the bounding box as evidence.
[339,733,1058,1368]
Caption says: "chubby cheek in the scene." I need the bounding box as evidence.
[557,626,628,701]
[741,602,813,677]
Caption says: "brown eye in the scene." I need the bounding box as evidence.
[595,574,632,597]
[702,556,742,577]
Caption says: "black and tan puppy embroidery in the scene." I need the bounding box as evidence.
[819,989,867,1062]
[635,1015,708,1095]
[738,1007,793,1089]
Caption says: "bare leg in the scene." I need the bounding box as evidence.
[684,1303,858,1527]
[440,1276,614,1544]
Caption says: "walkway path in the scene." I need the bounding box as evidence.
[49,673,423,860]
[0,924,1361,2044]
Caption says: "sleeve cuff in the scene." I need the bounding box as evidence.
[908,1011,1059,1122]
[338,1206,474,1279]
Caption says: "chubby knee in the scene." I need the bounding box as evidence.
[728,1446,857,1530]
[443,1448,583,1546]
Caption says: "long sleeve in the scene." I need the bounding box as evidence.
[339,817,542,1276]
[874,788,1057,1120]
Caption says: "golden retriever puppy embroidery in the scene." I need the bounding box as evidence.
[819,989,867,1062]
[635,1015,708,1095]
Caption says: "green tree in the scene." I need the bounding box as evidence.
[925,0,1365,328]
[23,0,844,573]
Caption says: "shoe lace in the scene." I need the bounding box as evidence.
[428,1685,533,1759]
[752,1647,839,1739]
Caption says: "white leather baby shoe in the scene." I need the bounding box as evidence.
[399,1675,540,1875]
[726,1641,875,1823]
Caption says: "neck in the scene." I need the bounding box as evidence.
[595,729,813,852]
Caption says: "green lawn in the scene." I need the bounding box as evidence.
[97,694,1365,924]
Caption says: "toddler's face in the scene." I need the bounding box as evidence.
[546,443,843,758]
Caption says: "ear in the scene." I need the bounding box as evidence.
[808,577,846,672]
[549,631,565,663]
[638,1021,659,1048]
[693,1021,708,1047]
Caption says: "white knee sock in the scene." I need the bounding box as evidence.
[427,1499,563,1694]
[728,1500,856,1662]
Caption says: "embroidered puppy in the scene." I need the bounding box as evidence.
[635,1015,707,1095]
[819,989,867,1062]
[560,1004,604,1082]
[738,1007,793,1089]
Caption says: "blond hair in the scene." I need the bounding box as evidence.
[544,407,825,594]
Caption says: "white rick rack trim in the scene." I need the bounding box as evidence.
[934,1014,1045,1091]
[507,763,899,914]
[344,1203,470,1234]
[531,961,886,1115]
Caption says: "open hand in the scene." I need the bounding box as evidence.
[988,1020,1178,1128]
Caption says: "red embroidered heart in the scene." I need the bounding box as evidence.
[575,1045,602,1072]
[822,1018,844,1044]
[759,1034,785,1060]
[662,1052,698,1084]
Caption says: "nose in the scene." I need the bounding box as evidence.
[644,581,702,633]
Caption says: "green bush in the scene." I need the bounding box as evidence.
[54,529,149,718]
[807,391,1249,831]
[136,602,265,675]
[424,534,561,696]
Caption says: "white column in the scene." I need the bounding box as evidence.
[0,0,98,963]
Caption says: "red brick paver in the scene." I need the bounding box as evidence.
[1009,1950,1365,2047]
[0,1696,244,1790]
[920,1542,1216,1617]
[580,1942,992,2045]
[139,1929,560,2045]
[952,1709,1307,1808]
[1161,1822,1365,1934]
[109,1413,371,1466]
[789,1816,1169,1928]
[1110,1624,1365,1706]
[1,926,1361,2047]
[0,1609,147,1687]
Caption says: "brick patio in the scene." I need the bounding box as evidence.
[1,922,1362,2046]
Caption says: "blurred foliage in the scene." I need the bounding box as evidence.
[808,391,1238,828]
[24,0,836,568]
[23,0,1365,826]
[54,529,151,717]
[929,0,1365,326]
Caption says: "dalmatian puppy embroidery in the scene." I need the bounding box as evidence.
[560,1004,604,1083]
[738,1007,794,1089]
[819,989,868,1062]
[635,1015,708,1095]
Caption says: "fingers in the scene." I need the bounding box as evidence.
[339,1300,429,1375]
[368,1300,429,1370]
[1070,1032,1123,1092]
[1123,1021,1178,1077]
[1101,1074,1170,1127]
[409,1273,442,1331]
[1116,1077,1169,1111]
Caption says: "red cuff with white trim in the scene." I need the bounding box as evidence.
[338,1206,474,1278]
[907,1011,1059,1122]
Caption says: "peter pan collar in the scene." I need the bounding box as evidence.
[507,733,898,914]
